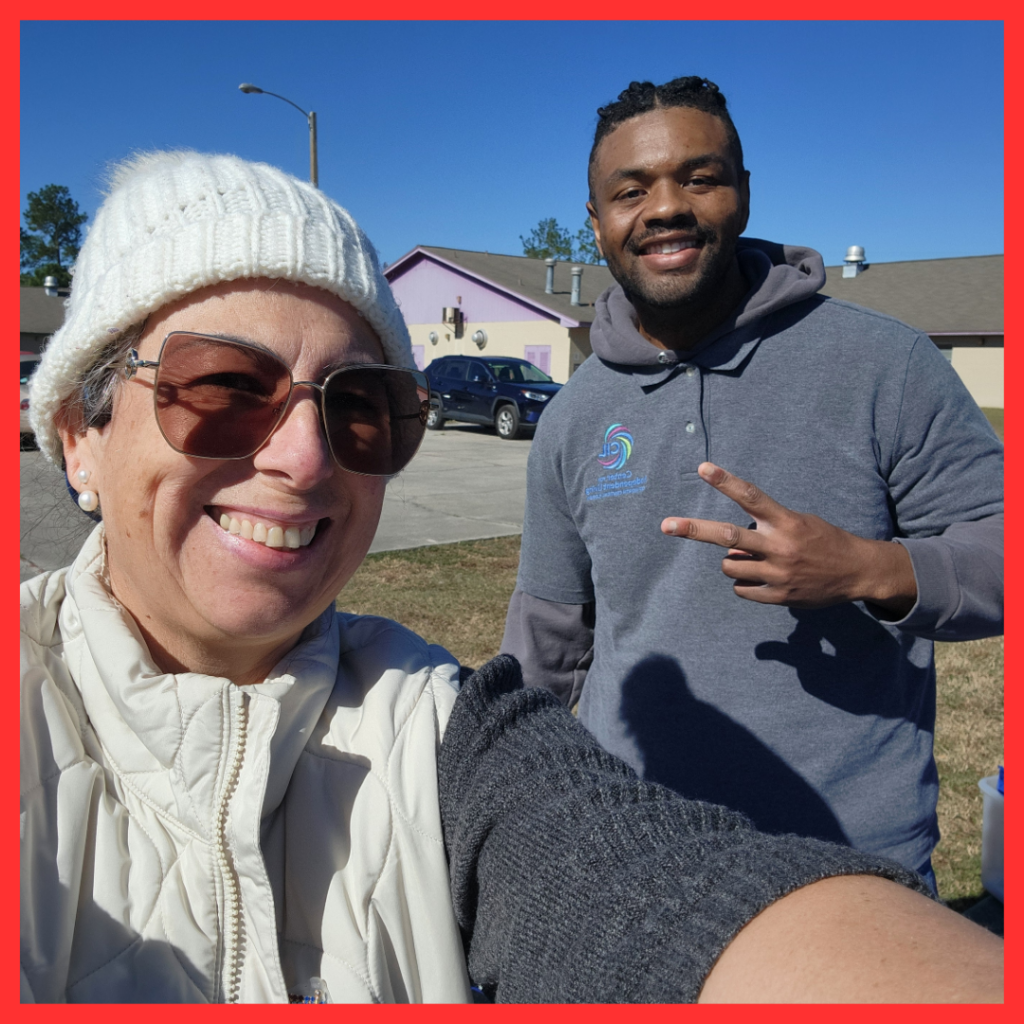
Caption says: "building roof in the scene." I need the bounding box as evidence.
[819,254,1002,335]
[21,287,68,335]
[386,247,1003,337]
[386,246,616,325]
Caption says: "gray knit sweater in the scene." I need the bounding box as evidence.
[439,655,931,1003]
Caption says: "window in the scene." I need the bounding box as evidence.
[524,345,552,377]
[486,359,552,384]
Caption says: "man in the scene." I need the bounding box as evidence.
[501,76,1003,884]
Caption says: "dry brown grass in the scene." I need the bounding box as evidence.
[338,535,1003,904]
[981,407,1003,440]
[337,535,520,668]
[932,636,1004,903]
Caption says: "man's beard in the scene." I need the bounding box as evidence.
[606,224,737,312]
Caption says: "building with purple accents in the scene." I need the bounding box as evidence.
[383,247,614,383]
[383,247,1003,410]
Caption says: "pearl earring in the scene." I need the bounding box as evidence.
[77,469,90,484]
[78,490,99,513]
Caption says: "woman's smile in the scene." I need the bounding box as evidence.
[208,506,325,549]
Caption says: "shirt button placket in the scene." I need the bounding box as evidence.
[679,365,705,467]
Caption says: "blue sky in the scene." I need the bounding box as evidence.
[21,20,1003,267]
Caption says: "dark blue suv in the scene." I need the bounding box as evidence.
[425,356,562,440]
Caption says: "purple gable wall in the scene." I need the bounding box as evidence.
[388,256,552,325]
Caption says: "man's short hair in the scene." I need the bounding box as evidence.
[588,76,744,199]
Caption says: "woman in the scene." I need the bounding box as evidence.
[21,151,1001,1004]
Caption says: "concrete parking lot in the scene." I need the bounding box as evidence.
[20,424,532,582]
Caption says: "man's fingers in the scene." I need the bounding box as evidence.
[698,462,787,521]
[661,517,764,551]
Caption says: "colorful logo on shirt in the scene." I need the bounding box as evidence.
[598,424,633,469]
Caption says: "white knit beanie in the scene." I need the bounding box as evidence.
[30,149,413,466]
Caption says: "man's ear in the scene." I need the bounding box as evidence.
[738,170,751,236]
[586,201,604,258]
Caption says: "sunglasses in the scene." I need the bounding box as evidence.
[123,331,431,477]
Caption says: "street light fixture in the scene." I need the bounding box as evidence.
[239,83,318,187]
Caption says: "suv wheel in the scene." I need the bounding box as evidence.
[495,403,521,440]
[426,399,445,430]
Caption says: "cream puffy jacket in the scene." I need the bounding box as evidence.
[20,527,472,1003]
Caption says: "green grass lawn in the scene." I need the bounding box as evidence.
[338,534,1002,906]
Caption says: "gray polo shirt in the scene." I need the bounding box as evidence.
[506,240,1003,871]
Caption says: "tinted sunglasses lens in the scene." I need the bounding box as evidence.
[323,367,429,475]
[154,334,292,458]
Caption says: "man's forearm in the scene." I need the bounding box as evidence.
[852,536,917,620]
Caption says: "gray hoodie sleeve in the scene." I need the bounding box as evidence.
[500,589,593,706]
[438,655,932,1003]
[501,411,600,703]
[885,513,1003,640]
[869,335,1003,640]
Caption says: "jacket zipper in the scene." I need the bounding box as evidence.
[215,691,248,1003]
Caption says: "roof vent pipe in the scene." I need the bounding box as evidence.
[544,258,556,294]
[43,275,59,297]
[842,245,868,278]
[570,265,583,306]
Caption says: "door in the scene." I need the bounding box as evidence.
[464,361,497,420]
[441,359,470,413]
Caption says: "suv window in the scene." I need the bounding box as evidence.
[484,360,552,384]
[468,361,492,383]
[442,359,467,381]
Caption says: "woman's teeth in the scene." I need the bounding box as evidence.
[218,514,316,549]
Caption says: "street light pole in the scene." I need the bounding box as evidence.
[308,111,318,189]
[239,83,318,187]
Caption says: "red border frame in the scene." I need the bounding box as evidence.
[11,4,1013,1017]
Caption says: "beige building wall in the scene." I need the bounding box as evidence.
[949,345,1003,409]
[568,326,593,375]
[408,318,583,383]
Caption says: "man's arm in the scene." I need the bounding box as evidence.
[505,394,597,700]
[661,463,1003,639]
[661,461,921,616]
[500,589,594,706]
[660,336,1003,640]
[891,512,1003,640]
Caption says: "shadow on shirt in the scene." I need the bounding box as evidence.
[619,654,849,844]
[754,605,913,719]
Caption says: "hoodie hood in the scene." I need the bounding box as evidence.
[590,237,826,368]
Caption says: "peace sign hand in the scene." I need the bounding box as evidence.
[660,462,916,614]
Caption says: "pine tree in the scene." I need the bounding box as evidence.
[21,184,88,287]
[520,217,574,261]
